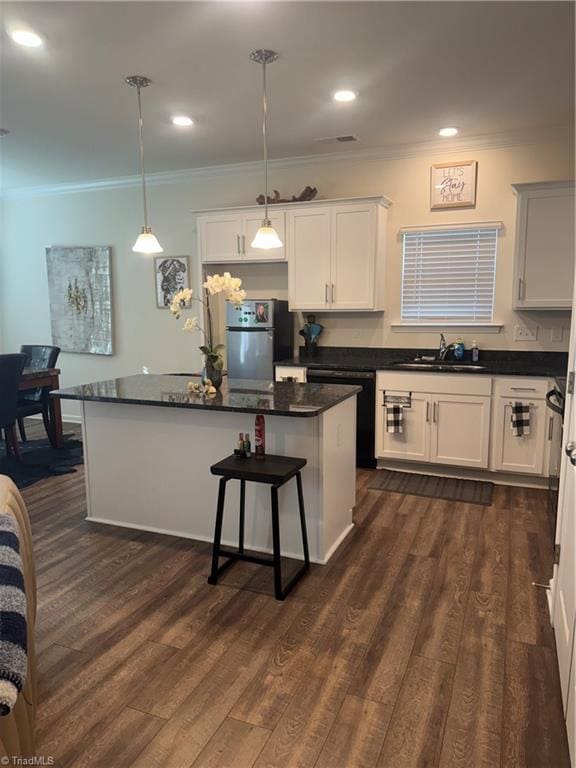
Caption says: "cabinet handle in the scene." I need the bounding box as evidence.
[517,277,524,300]
[325,283,329,303]
[432,402,437,423]
[511,387,537,392]
[331,284,335,303]
[242,234,246,254]
[548,416,554,441]
[236,235,241,255]
[426,401,430,422]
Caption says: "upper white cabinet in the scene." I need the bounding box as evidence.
[194,196,391,311]
[512,181,575,309]
[198,211,286,263]
[288,198,389,312]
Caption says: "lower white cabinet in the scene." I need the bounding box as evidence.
[431,394,491,469]
[376,372,554,476]
[490,378,552,475]
[377,392,430,462]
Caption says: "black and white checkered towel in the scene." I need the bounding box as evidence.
[386,404,404,434]
[511,401,531,437]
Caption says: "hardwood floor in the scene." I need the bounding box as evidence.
[16,421,571,767]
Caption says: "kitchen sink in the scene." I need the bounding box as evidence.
[391,362,487,372]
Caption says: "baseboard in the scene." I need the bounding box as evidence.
[85,516,333,565]
[376,459,549,489]
[26,413,82,425]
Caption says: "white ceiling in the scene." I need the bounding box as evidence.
[0,1,573,189]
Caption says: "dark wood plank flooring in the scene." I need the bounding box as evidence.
[16,421,570,767]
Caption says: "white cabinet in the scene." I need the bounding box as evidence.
[431,394,490,469]
[512,181,575,309]
[287,197,389,312]
[275,366,307,383]
[377,391,430,462]
[286,207,333,310]
[490,377,552,475]
[198,211,286,263]
[376,372,492,470]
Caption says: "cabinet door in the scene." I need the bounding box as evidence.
[431,395,491,468]
[490,397,548,475]
[514,185,575,309]
[330,204,377,310]
[287,208,332,310]
[198,214,243,263]
[376,392,431,462]
[242,211,286,261]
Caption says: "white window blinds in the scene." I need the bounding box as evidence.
[401,225,499,323]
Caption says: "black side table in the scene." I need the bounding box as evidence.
[208,454,310,600]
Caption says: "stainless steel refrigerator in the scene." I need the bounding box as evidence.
[226,299,293,380]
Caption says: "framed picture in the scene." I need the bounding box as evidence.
[154,256,190,309]
[430,160,477,209]
[46,246,113,355]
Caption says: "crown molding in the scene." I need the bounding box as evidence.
[2,125,570,200]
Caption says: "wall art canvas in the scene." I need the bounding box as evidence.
[430,160,477,209]
[155,256,190,309]
[46,246,113,355]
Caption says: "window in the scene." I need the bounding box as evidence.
[401,224,499,324]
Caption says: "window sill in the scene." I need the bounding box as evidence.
[391,323,504,334]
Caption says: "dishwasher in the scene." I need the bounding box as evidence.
[305,369,376,468]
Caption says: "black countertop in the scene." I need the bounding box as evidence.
[51,375,361,418]
[276,347,569,378]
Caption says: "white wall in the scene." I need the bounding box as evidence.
[0,136,573,418]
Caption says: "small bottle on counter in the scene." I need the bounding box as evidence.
[471,340,480,363]
[454,337,465,360]
[234,433,245,458]
[255,415,266,460]
[243,433,252,458]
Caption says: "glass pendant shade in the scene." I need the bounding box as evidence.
[132,227,164,254]
[251,223,283,250]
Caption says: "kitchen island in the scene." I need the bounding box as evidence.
[52,375,360,563]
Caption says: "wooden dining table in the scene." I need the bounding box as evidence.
[19,367,63,448]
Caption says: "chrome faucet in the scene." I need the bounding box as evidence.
[438,333,455,361]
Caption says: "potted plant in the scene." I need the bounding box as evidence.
[170,272,246,389]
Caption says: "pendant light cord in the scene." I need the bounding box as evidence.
[136,85,149,230]
[261,60,269,225]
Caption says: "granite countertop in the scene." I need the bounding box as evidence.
[51,374,361,418]
[276,347,569,378]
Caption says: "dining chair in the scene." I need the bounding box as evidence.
[17,345,61,442]
[0,354,27,462]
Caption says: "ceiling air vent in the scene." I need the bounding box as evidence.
[314,134,361,145]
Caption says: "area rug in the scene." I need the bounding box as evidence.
[0,434,83,489]
[368,469,493,505]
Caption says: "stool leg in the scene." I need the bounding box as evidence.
[296,472,310,567]
[239,479,246,554]
[270,486,283,600]
[208,478,227,585]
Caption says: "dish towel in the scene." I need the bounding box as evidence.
[0,511,27,716]
[511,401,531,437]
[386,404,404,434]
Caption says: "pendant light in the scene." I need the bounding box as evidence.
[249,50,283,250]
[125,75,163,254]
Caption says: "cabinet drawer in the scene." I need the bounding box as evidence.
[275,366,307,383]
[377,371,492,397]
[494,378,550,399]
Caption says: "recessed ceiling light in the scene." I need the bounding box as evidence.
[333,90,357,103]
[10,29,43,48]
[438,127,458,137]
[171,116,194,127]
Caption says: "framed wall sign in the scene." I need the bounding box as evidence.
[430,160,477,209]
[154,256,190,309]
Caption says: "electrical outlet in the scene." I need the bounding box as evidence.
[551,327,563,343]
[514,324,538,342]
